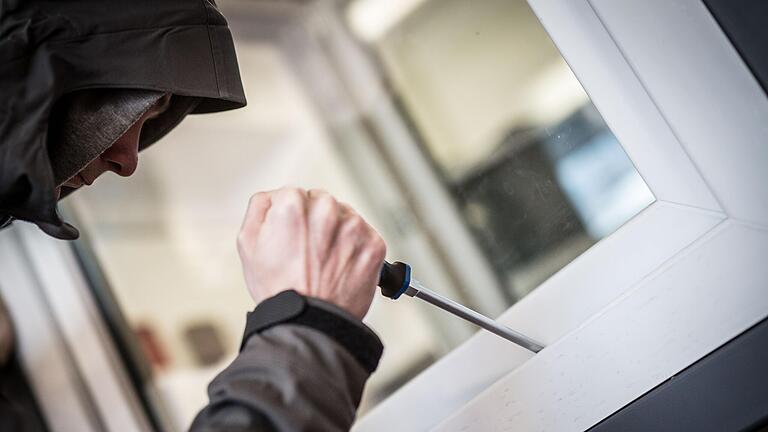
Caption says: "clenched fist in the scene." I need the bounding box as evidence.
[237,187,387,320]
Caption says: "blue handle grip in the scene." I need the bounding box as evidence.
[378,261,411,300]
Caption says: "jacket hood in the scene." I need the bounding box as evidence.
[0,0,247,239]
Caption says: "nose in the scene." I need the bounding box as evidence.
[100,122,142,177]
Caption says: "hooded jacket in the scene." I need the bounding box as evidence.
[0,0,245,237]
[0,2,382,431]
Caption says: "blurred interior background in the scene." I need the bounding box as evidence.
[62,0,654,429]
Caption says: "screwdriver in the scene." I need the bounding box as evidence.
[378,261,544,353]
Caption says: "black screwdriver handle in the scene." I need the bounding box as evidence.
[378,261,412,300]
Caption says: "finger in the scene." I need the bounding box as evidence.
[333,214,369,273]
[307,188,326,199]
[337,200,357,220]
[239,192,272,238]
[308,189,342,218]
[308,190,340,257]
[267,187,308,224]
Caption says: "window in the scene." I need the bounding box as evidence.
[65,0,653,428]
[349,0,653,301]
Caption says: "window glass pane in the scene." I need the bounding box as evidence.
[349,0,654,298]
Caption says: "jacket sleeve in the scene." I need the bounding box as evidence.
[190,292,384,432]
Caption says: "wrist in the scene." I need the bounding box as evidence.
[241,290,383,373]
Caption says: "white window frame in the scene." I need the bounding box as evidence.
[0,225,155,432]
[355,0,768,430]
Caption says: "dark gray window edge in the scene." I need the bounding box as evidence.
[588,316,768,432]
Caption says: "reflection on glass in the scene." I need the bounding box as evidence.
[355,0,654,299]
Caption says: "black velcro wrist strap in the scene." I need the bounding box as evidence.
[241,290,307,345]
[241,290,383,373]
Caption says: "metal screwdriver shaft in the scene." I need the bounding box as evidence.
[379,261,544,353]
[406,279,544,353]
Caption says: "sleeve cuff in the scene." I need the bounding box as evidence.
[241,290,384,373]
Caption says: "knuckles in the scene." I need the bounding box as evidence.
[278,188,307,215]
[314,194,338,216]
[238,187,383,319]
[240,186,386,260]
[341,215,366,237]
[309,194,339,226]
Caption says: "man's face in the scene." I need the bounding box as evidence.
[59,94,172,193]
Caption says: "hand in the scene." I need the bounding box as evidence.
[237,187,387,320]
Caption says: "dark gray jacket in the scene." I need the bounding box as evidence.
[0,1,383,430]
[192,292,383,431]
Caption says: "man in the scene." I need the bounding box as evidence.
[0,1,386,431]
